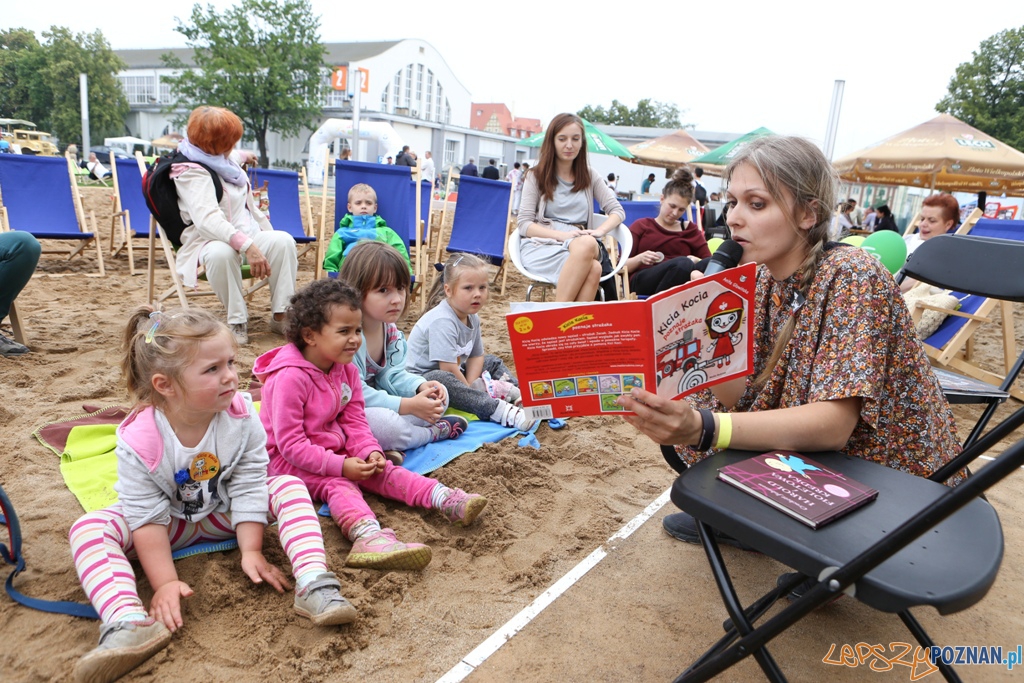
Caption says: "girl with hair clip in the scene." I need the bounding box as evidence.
[338,241,469,458]
[516,112,625,302]
[617,136,962,559]
[69,307,355,683]
[254,279,487,573]
[407,253,535,431]
[625,166,712,296]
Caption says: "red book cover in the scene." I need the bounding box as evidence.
[717,451,879,529]
[505,263,757,419]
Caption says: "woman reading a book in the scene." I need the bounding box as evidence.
[516,113,625,302]
[625,167,712,297]
[617,135,962,549]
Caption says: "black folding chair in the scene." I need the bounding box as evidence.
[662,234,1024,682]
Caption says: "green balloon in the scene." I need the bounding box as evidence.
[860,230,908,274]
[841,235,865,246]
[707,237,724,253]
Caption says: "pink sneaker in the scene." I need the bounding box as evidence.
[345,528,432,571]
[439,489,488,527]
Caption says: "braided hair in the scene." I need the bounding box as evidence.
[723,136,839,387]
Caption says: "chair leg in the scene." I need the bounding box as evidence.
[8,301,28,346]
[676,520,787,683]
[898,610,963,683]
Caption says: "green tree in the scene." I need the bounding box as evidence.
[0,27,128,145]
[163,0,327,167]
[937,26,1024,152]
[577,99,687,128]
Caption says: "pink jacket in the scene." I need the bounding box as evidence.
[253,343,381,479]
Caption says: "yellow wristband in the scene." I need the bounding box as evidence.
[715,413,733,449]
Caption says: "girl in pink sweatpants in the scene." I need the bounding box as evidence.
[254,279,488,572]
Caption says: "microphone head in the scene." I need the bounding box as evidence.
[709,239,744,270]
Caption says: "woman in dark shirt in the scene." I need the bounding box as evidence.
[626,167,712,296]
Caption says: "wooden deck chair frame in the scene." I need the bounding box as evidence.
[0,153,104,276]
[146,217,269,309]
[108,152,151,276]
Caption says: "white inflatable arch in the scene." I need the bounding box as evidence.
[306,119,406,185]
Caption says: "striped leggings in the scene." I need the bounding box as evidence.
[69,475,325,624]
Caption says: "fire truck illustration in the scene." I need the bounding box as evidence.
[656,329,710,392]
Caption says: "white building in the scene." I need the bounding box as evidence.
[114,39,527,177]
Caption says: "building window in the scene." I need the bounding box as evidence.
[381,85,389,112]
[404,65,412,107]
[435,84,443,122]
[425,71,434,122]
[118,75,156,105]
[415,64,424,115]
[445,139,458,166]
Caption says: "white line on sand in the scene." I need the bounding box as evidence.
[436,489,673,683]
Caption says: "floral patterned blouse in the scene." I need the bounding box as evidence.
[678,244,962,481]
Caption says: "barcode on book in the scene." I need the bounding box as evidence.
[525,405,554,421]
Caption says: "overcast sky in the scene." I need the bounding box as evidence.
[7,1,1024,157]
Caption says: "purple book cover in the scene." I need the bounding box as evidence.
[718,451,878,528]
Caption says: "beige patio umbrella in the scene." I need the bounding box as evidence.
[627,130,710,169]
[833,114,1024,196]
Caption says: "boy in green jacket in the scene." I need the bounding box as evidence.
[323,184,412,277]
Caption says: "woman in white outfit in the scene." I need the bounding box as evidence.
[172,106,297,344]
[515,113,624,302]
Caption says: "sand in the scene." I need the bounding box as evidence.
[0,184,1022,682]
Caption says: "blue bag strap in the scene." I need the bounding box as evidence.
[1,485,100,619]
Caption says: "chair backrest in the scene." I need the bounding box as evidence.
[0,155,85,238]
[248,167,312,242]
[446,174,512,264]
[904,234,1024,303]
[111,156,151,238]
[333,160,429,246]
[618,200,660,227]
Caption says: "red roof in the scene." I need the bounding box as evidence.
[470,103,543,137]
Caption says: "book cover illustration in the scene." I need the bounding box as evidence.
[717,451,879,529]
[506,263,756,419]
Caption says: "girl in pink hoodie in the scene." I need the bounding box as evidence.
[255,279,487,571]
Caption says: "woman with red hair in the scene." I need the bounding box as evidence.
[516,113,625,302]
[173,106,298,344]
[900,193,960,292]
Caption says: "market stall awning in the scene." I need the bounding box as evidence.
[626,129,709,168]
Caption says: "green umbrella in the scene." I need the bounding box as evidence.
[521,119,634,158]
[689,127,775,175]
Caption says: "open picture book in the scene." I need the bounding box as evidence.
[506,263,757,419]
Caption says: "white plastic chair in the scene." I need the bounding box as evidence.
[507,224,633,301]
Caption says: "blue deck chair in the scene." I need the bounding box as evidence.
[328,159,430,282]
[601,199,659,228]
[108,153,152,276]
[437,174,513,307]
[248,167,317,264]
[0,153,105,276]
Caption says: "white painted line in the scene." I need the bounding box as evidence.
[436,489,673,683]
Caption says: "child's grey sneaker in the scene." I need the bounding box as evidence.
[73,618,171,683]
[293,572,357,626]
[0,332,29,357]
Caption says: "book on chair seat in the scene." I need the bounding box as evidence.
[717,451,878,529]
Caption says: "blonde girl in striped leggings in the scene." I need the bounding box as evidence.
[68,307,356,683]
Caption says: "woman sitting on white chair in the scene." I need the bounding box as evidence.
[515,113,625,302]
[173,106,297,345]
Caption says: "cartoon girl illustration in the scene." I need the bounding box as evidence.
[705,291,744,368]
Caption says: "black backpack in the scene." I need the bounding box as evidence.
[142,152,224,248]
